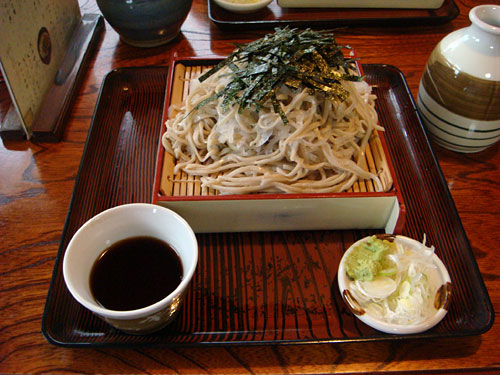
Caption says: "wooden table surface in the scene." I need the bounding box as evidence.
[1,0,499,373]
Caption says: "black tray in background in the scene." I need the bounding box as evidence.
[208,0,459,30]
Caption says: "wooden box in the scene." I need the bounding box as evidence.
[153,58,405,233]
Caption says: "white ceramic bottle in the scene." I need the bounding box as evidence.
[417,5,500,153]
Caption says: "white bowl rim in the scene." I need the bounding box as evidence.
[337,234,451,335]
[213,0,273,12]
[470,4,500,36]
[62,203,198,320]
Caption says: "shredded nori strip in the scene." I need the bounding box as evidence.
[195,27,363,124]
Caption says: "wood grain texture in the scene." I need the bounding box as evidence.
[1,0,499,373]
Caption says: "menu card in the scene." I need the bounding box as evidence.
[0,0,101,140]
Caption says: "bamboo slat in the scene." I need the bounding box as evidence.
[160,63,393,197]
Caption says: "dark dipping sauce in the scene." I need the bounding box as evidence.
[90,236,183,311]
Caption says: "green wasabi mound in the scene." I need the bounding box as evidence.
[344,236,396,281]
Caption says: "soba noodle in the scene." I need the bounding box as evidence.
[162,64,384,194]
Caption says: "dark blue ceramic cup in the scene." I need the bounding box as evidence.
[96,0,193,47]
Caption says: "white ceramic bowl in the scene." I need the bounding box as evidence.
[338,235,452,335]
[214,0,272,13]
[63,203,198,334]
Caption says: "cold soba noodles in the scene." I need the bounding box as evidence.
[162,28,384,195]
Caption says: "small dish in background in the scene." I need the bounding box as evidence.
[338,234,452,334]
[213,0,272,13]
[277,0,445,9]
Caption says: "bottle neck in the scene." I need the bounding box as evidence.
[469,4,500,37]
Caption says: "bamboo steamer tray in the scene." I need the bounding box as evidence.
[153,57,406,233]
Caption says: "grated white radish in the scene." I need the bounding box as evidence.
[348,237,440,325]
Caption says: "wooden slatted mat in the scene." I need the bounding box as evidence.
[160,62,393,197]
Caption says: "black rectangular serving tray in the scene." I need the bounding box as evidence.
[42,65,493,347]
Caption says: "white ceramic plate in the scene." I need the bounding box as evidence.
[338,235,452,334]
